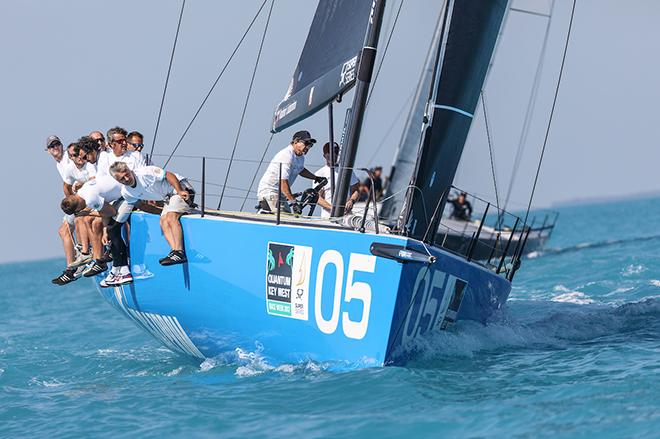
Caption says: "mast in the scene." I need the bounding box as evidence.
[331,0,387,218]
[397,0,510,240]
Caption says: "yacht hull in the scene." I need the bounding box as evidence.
[94,212,511,367]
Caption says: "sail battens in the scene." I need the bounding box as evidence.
[433,104,474,118]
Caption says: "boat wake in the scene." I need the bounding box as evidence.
[407,296,660,362]
[528,234,660,259]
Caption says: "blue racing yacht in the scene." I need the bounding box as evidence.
[95,0,525,368]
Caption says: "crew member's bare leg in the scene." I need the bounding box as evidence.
[91,218,104,259]
[75,216,91,254]
[58,221,75,266]
[167,212,185,251]
[160,215,173,249]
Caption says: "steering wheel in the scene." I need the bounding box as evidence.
[292,177,328,216]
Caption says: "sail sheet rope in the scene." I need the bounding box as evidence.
[524,0,577,226]
[218,0,275,210]
[148,0,186,164]
[240,133,275,211]
[161,0,271,168]
[503,0,555,211]
[365,0,405,109]
[480,90,501,211]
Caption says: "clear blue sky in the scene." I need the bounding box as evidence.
[1,0,659,264]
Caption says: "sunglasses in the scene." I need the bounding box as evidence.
[111,138,127,145]
[46,143,62,150]
[129,142,144,149]
[94,138,105,143]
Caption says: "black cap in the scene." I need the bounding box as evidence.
[292,130,316,144]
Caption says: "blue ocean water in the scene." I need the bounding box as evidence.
[1,198,659,438]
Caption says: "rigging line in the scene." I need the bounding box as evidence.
[148,0,186,165]
[218,0,274,210]
[366,90,414,166]
[504,0,555,210]
[240,133,275,211]
[524,0,576,226]
[481,90,500,211]
[365,0,404,109]
[162,0,270,168]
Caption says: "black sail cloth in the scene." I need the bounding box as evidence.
[272,0,373,133]
[399,0,509,240]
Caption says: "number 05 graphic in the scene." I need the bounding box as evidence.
[314,251,376,340]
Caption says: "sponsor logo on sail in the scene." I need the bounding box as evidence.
[275,100,297,123]
[339,56,358,87]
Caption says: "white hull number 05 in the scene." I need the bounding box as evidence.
[314,251,376,340]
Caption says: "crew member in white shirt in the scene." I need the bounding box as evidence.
[257,130,324,215]
[314,142,360,218]
[46,135,82,285]
[109,162,193,266]
[60,175,132,287]
[96,127,145,177]
[89,130,107,152]
[126,131,145,153]
[60,142,97,267]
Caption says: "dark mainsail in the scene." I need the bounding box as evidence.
[398,0,509,240]
[380,5,446,223]
[272,0,374,133]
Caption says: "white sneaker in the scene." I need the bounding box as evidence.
[109,273,133,286]
[99,272,117,288]
[132,264,154,280]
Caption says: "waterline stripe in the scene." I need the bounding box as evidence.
[130,308,179,352]
[112,285,203,358]
[434,104,474,118]
[154,314,189,354]
[167,316,204,358]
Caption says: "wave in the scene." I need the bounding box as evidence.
[409,296,660,362]
[529,234,660,259]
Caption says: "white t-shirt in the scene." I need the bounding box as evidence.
[96,150,144,177]
[61,161,97,186]
[121,166,180,204]
[55,154,72,182]
[257,144,305,197]
[77,175,122,211]
[314,165,359,218]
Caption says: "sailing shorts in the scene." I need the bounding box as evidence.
[162,194,192,216]
[258,192,291,214]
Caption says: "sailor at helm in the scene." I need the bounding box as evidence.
[314,142,360,218]
[257,130,324,215]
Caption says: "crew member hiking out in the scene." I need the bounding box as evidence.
[109,162,194,266]
[60,175,131,287]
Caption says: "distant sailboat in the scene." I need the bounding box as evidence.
[95,0,531,367]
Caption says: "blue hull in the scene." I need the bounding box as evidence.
[95,212,511,367]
